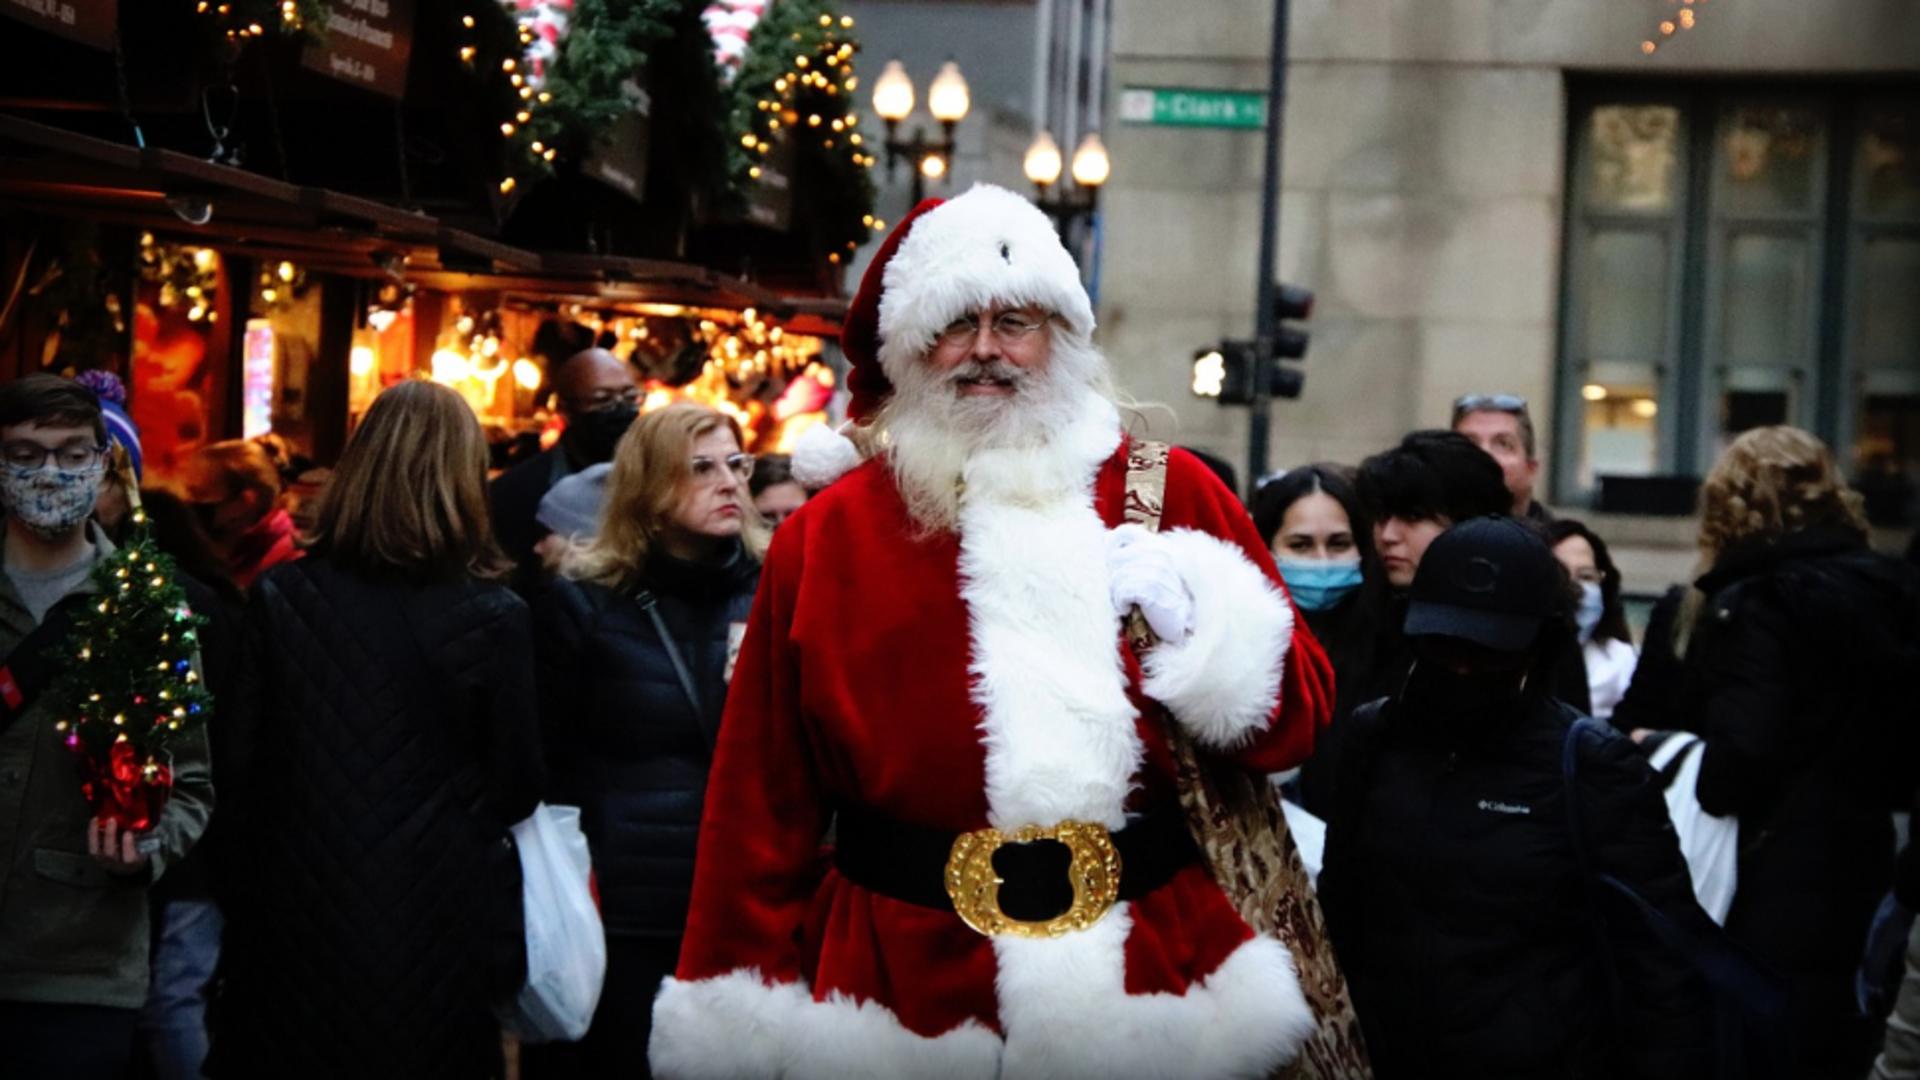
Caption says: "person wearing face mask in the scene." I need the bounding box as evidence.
[1318,516,1713,1078]
[1253,464,1387,817]
[489,346,641,573]
[1547,519,1638,725]
[525,404,766,1080]
[0,375,213,1080]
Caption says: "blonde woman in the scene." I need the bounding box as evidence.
[1660,426,1920,1077]
[525,404,765,1080]
[210,381,544,1080]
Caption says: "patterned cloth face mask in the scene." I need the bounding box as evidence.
[1,457,105,541]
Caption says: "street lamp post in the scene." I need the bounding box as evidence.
[1025,130,1109,241]
[873,58,971,204]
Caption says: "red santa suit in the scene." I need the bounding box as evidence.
[649,185,1335,1079]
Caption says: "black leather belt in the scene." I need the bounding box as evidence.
[834,803,1199,924]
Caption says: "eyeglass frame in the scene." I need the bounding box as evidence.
[567,385,643,413]
[0,441,109,473]
[933,308,1055,349]
[689,452,756,485]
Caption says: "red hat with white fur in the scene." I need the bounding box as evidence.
[800,184,1096,488]
[841,184,1096,423]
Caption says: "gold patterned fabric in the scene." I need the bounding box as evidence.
[1123,439,1373,1080]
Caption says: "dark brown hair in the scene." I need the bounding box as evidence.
[304,381,507,581]
[0,373,107,444]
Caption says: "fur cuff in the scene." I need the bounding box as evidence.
[791,422,866,490]
[649,969,1002,1080]
[1139,529,1293,750]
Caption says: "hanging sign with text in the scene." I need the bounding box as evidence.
[1118,86,1267,130]
[0,0,115,50]
[301,0,415,99]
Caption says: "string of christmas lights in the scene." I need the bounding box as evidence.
[730,3,879,262]
[1641,0,1709,56]
[193,0,327,42]
[138,234,220,325]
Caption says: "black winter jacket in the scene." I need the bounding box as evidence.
[532,545,758,939]
[1320,694,1713,1079]
[1670,527,1920,1072]
[210,558,544,1080]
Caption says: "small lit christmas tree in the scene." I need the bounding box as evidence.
[48,500,213,832]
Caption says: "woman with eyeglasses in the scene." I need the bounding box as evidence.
[524,403,767,1080]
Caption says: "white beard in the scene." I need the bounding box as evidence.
[877,334,1120,532]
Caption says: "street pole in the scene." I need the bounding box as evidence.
[1246,0,1290,499]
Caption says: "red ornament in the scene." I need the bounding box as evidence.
[69,739,171,833]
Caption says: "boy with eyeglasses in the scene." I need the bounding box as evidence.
[1452,393,1552,521]
[0,374,212,1079]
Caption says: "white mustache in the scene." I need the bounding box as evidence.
[945,360,1027,389]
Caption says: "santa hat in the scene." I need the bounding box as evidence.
[804,184,1096,486]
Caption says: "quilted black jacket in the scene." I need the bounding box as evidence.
[531,545,758,939]
[208,558,544,1080]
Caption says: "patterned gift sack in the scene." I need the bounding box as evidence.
[1123,440,1371,1080]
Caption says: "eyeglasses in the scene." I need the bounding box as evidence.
[935,309,1051,348]
[1,442,107,472]
[690,452,755,484]
[1452,393,1529,416]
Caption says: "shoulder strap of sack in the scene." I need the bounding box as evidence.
[1123,439,1170,650]
[635,589,715,754]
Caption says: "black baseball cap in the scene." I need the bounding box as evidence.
[1404,516,1562,652]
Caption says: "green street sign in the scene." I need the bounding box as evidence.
[1118,86,1267,129]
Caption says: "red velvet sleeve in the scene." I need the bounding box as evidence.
[1158,448,1335,773]
[672,522,829,986]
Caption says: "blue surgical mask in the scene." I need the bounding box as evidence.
[1575,581,1605,642]
[1277,557,1364,612]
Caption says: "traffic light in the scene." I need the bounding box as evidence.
[1189,284,1313,406]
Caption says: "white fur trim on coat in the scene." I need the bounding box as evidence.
[994,905,1315,1080]
[957,397,1136,831]
[877,184,1096,388]
[790,422,864,490]
[649,970,1003,1080]
[1139,529,1293,751]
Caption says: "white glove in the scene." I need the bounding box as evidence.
[1107,524,1194,645]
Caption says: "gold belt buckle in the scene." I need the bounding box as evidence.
[944,820,1122,938]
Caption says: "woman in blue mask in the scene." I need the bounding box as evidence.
[1253,464,1389,816]
[1546,519,1638,723]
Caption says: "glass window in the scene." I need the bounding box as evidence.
[1719,105,1824,216]
[1859,103,1920,219]
[1586,106,1682,213]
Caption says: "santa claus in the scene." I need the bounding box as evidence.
[649,184,1334,1079]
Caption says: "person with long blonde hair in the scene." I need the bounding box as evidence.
[1651,425,1920,1077]
[210,381,544,1080]
[524,403,764,1080]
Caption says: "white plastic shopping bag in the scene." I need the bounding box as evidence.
[1648,733,1739,924]
[501,803,606,1042]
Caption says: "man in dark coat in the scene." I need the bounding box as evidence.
[489,348,640,570]
[1320,517,1713,1079]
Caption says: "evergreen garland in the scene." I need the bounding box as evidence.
[48,516,214,781]
[728,0,877,262]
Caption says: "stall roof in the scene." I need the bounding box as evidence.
[0,115,846,333]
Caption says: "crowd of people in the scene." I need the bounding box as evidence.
[2,182,1919,1080]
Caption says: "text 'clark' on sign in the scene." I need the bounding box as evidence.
[1118,87,1267,130]
[301,0,415,100]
